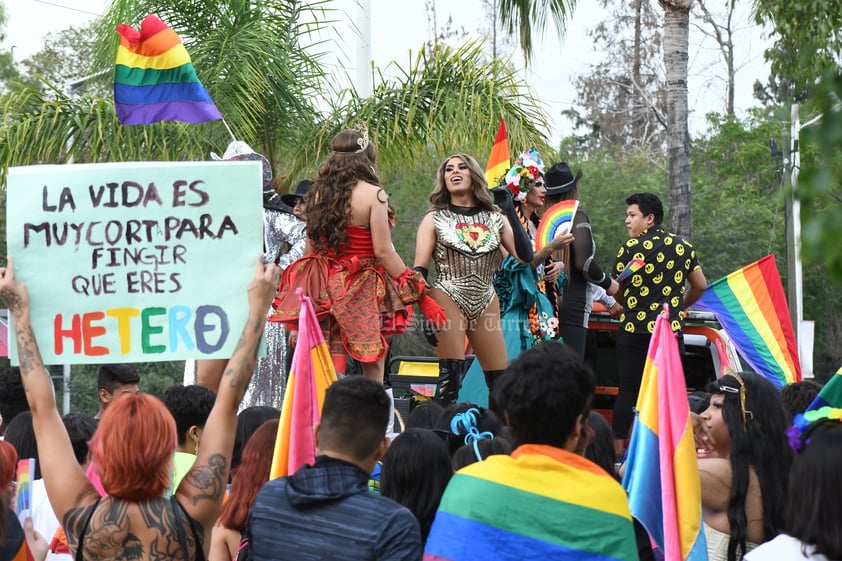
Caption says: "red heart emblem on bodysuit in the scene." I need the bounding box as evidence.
[455,222,491,250]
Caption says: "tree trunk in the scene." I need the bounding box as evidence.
[660,0,692,239]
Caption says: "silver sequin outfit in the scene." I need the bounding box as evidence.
[240,208,306,411]
[432,207,503,322]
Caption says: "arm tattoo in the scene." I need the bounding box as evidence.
[15,324,42,375]
[0,288,23,312]
[184,453,228,505]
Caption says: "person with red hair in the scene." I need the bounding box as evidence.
[0,255,280,561]
[209,420,279,561]
[0,440,48,561]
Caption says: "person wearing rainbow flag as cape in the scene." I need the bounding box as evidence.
[423,342,639,561]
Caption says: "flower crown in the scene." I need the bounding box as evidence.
[502,149,544,201]
[353,123,370,153]
[786,406,842,454]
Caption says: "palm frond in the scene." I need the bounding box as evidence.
[0,85,210,188]
[498,0,578,65]
[292,41,555,174]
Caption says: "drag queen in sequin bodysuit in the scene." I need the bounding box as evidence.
[414,154,535,405]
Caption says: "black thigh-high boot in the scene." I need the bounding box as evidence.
[483,369,506,413]
[435,359,467,406]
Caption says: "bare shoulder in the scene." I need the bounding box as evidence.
[698,457,732,478]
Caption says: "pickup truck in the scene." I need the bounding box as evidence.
[584,305,742,425]
[388,306,742,426]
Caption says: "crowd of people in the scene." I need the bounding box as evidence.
[0,127,840,561]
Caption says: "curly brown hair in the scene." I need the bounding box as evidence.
[306,129,379,254]
[429,153,496,211]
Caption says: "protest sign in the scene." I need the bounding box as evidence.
[6,161,263,364]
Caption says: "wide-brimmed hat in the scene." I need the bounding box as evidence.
[281,179,313,207]
[210,141,272,187]
[544,162,582,196]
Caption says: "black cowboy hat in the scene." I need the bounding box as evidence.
[544,162,583,196]
[281,179,313,207]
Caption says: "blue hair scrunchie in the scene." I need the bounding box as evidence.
[450,408,494,462]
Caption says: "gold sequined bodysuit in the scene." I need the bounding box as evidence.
[432,207,504,322]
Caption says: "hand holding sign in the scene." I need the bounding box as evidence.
[0,256,29,316]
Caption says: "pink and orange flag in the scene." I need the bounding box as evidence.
[622,306,707,561]
[484,119,510,188]
[269,289,338,480]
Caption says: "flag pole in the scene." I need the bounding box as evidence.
[221,117,237,142]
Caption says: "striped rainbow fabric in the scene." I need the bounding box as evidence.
[269,289,337,480]
[806,365,842,411]
[424,444,639,561]
[622,307,708,561]
[114,14,222,125]
[695,254,801,388]
[484,118,510,188]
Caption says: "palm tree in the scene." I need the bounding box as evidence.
[0,2,555,189]
[296,41,555,171]
[497,0,578,65]
[659,0,692,238]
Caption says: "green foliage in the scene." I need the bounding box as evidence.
[295,41,555,175]
[67,361,185,414]
[796,70,842,282]
[17,25,109,98]
[553,139,668,273]
[497,0,578,65]
[690,110,785,280]
[753,0,842,94]
[566,107,839,376]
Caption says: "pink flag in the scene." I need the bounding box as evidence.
[622,305,707,561]
[270,289,338,479]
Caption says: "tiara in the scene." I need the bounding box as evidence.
[353,123,370,153]
[786,406,842,454]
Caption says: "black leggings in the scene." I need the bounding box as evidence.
[557,324,587,358]
[612,330,651,439]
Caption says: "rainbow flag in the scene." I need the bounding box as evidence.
[622,307,707,561]
[484,119,510,188]
[269,289,337,480]
[806,365,842,411]
[616,257,645,283]
[114,14,222,125]
[424,445,639,561]
[14,458,35,518]
[695,254,800,388]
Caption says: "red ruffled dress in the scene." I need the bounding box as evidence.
[269,226,420,369]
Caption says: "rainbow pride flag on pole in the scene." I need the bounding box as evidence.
[484,119,510,188]
[695,254,800,388]
[269,289,337,480]
[622,306,708,561]
[114,14,222,125]
[424,445,639,561]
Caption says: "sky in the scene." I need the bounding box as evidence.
[2,0,772,143]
